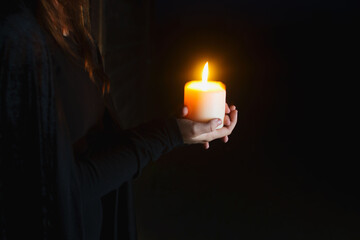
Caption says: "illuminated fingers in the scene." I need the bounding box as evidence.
[225,103,230,114]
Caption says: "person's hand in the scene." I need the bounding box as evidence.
[176,103,238,149]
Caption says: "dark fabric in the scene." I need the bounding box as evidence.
[0,7,59,239]
[0,6,183,240]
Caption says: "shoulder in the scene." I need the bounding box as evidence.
[0,8,48,61]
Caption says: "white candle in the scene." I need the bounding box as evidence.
[184,62,226,129]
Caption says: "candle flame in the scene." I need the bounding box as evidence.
[202,62,209,84]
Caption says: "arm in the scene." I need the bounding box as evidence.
[75,106,184,198]
[75,101,237,199]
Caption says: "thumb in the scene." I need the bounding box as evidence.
[193,118,222,135]
[182,106,188,117]
[176,105,188,118]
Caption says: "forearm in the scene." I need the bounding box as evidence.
[76,118,183,198]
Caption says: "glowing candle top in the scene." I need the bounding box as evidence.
[186,62,225,92]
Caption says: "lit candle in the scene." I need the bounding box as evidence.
[184,62,226,129]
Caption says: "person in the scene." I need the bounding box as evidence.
[0,0,237,239]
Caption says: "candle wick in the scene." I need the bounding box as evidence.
[201,82,208,91]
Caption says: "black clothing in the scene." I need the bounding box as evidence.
[0,7,183,240]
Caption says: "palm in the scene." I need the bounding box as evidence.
[177,103,238,149]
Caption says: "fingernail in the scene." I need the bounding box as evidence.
[217,119,222,125]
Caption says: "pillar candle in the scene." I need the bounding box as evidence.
[184,62,226,129]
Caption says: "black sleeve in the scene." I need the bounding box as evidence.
[0,13,58,238]
[72,42,184,198]
[77,108,183,196]
[75,99,184,198]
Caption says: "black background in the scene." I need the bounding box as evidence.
[100,0,359,239]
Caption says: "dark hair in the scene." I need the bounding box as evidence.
[37,0,110,94]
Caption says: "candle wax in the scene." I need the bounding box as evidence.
[184,80,226,129]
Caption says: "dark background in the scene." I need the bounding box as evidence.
[93,0,359,239]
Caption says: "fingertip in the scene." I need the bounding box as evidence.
[221,136,228,143]
[182,106,188,117]
[225,103,231,113]
[233,110,238,123]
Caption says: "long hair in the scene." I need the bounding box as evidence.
[37,0,110,94]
